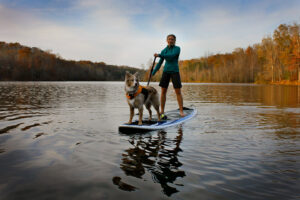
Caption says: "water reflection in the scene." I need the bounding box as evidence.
[0,82,299,199]
[112,176,137,192]
[118,126,185,196]
[181,84,300,107]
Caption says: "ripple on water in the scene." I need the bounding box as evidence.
[0,82,299,200]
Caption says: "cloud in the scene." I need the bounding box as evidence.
[180,0,300,59]
[0,0,299,68]
[0,1,166,67]
[0,4,94,59]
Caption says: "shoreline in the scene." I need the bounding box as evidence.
[1,80,300,86]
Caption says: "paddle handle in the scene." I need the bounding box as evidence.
[147,56,157,86]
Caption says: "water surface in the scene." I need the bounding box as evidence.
[0,82,299,200]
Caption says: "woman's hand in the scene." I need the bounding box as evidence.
[154,53,160,57]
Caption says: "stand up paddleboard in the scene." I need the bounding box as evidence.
[119,107,197,133]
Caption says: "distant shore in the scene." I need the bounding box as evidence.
[1,80,299,86]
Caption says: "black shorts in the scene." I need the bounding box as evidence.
[159,72,182,89]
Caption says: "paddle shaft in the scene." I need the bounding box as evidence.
[147,56,157,86]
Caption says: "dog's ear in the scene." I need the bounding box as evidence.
[125,71,131,79]
[134,72,139,79]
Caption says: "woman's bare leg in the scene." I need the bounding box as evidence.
[160,87,168,114]
[174,88,184,117]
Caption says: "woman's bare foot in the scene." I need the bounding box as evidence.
[180,111,185,117]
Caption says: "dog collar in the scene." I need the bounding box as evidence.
[126,85,145,99]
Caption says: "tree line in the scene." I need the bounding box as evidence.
[146,23,300,84]
[1,22,299,83]
[0,42,145,81]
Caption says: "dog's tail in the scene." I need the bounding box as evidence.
[146,86,157,94]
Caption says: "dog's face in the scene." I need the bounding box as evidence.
[125,71,139,92]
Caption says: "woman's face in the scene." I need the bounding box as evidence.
[167,36,176,46]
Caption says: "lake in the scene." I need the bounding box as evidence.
[0,82,299,200]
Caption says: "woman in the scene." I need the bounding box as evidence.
[152,34,184,117]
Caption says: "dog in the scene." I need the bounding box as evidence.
[124,71,160,125]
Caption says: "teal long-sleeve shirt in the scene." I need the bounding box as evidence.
[152,45,180,76]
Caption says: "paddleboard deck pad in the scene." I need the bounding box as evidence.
[119,107,197,133]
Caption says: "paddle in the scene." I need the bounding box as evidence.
[147,56,157,86]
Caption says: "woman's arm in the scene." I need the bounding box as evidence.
[152,56,164,76]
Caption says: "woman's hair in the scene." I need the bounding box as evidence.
[167,34,176,40]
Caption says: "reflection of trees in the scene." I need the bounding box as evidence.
[0,84,60,111]
[0,83,110,112]
[182,84,300,108]
[120,127,185,196]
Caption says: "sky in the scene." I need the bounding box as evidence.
[0,0,299,68]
